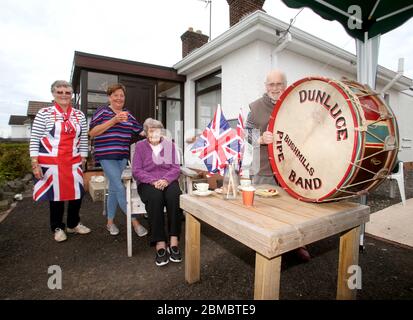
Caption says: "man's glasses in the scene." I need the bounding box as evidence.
[265,82,285,88]
[55,91,73,96]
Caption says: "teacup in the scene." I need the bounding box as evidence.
[195,183,209,192]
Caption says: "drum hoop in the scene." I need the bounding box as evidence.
[268,77,361,202]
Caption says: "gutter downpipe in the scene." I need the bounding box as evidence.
[271,32,292,69]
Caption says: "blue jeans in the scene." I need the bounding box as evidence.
[100,159,132,220]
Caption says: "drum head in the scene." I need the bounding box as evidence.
[268,77,360,202]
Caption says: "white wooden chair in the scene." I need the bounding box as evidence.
[122,167,143,257]
[121,141,200,257]
[388,161,406,206]
[101,168,147,258]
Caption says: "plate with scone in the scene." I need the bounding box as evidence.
[255,188,279,197]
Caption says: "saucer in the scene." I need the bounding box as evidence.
[193,190,213,197]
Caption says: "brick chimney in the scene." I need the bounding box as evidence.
[227,0,266,27]
[181,27,209,58]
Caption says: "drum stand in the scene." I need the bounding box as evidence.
[359,195,367,252]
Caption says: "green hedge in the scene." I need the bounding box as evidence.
[0,143,31,184]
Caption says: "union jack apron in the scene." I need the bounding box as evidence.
[33,104,85,201]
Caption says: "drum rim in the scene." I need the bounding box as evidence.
[268,76,361,202]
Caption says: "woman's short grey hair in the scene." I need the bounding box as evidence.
[51,80,73,93]
[143,118,164,133]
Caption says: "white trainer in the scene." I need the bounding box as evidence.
[134,224,148,237]
[54,228,67,242]
[66,222,91,235]
[106,223,120,236]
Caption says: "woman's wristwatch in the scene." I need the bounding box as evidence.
[31,158,39,170]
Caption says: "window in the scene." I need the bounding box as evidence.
[195,71,221,129]
[158,81,181,99]
[88,92,108,104]
[84,72,118,121]
[88,72,118,91]
[82,71,119,171]
[157,81,183,149]
[227,118,238,129]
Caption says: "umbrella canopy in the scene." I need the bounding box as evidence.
[281,1,413,88]
[281,0,413,41]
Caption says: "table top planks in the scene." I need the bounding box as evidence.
[180,185,370,258]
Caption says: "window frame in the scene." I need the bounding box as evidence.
[195,70,222,129]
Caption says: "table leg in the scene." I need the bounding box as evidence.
[337,226,360,300]
[126,179,132,258]
[185,212,201,284]
[254,253,281,300]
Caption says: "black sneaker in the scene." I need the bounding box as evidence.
[168,246,182,263]
[155,248,169,267]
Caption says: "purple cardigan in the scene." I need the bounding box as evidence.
[132,138,180,185]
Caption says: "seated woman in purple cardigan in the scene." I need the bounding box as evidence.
[132,118,182,267]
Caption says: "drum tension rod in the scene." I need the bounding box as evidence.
[365,131,385,144]
[341,177,377,189]
[361,104,381,115]
[349,163,378,175]
[356,149,386,162]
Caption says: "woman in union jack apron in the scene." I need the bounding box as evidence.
[29,80,91,242]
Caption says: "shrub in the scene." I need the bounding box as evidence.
[0,143,31,184]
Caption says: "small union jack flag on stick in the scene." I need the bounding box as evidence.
[236,108,246,176]
[191,104,241,176]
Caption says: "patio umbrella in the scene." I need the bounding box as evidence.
[280,0,413,88]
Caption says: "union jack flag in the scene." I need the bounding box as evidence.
[33,113,84,201]
[191,105,241,175]
[236,109,246,175]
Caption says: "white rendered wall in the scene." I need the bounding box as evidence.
[10,125,30,139]
[277,49,355,84]
[183,40,272,137]
[388,91,413,162]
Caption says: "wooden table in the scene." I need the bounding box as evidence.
[180,185,370,300]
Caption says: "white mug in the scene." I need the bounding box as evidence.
[195,183,209,192]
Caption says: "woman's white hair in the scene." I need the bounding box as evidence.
[143,118,164,134]
[51,80,73,93]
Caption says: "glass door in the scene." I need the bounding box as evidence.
[157,81,183,150]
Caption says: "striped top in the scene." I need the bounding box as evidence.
[30,104,88,157]
[90,106,143,160]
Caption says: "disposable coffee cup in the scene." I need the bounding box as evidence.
[120,111,129,122]
[242,186,255,206]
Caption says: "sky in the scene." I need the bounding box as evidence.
[1,0,412,138]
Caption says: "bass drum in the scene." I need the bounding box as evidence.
[268,77,399,202]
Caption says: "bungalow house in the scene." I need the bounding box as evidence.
[27,101,54,122]
[8,115,30,141]
[66,0,412,171]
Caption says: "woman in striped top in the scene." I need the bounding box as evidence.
[30,80,91,242]
[89,83,148,237]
